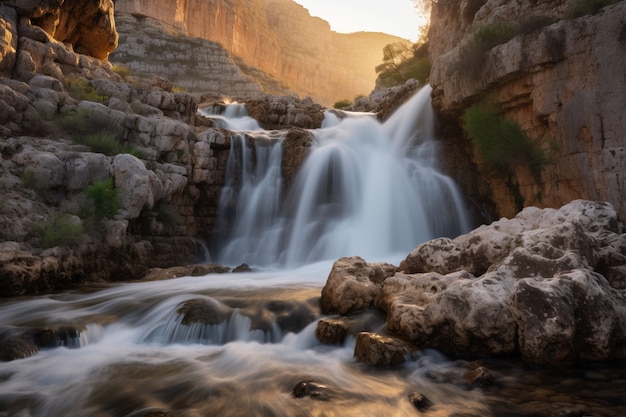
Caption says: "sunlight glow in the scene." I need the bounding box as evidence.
[292,0,428,41]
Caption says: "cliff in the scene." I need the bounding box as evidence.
[428,0,626,222]
[114,0,405,105]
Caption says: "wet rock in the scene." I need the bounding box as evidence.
[292,380,331,400]
[246,94,325,130]
[125,408,176,417]
[465,366,494,387]
[176,298,231,325]
[281,127,312,190]
[0,328,38,361]
[315,317,349,345]
[353,332,415,367]
[233,263,253,273]
[320,256,397,315]
[33,325,85,349]
[139,263,232,281]
[272,302,317,334]
[408,391,433,411]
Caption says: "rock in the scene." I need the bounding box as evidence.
[176,298,231,325]
[0,327,38,361]
[315,318,349,345]
[383,201,626,366]
[267,299,317,334]
[320,256,397,315]
[281,127,312,190]
[112,153,154,220]
[33,325,85,349]
[428,0,626,221]
[233,263,253,273]
[408,391,433,411]
[0,5,18,78]
[246,95,325,130]
[354,332,415,367]
[465,366,494,387]
[114,0,402,106]
[292,380,331,400]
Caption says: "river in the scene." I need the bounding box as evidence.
[0,87,624,417]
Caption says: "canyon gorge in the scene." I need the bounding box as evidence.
[0,1,624,416]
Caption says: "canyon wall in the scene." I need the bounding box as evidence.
[428,0,626,222]
[114,0,405,105]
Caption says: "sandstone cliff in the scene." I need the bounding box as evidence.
[428,0,626,222]
[114,0,405,105]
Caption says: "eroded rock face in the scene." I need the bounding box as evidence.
[320,201,626,366]
[428,0,626,221]
[320,256,397,315]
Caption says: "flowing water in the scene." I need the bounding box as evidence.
[1,88,624,417]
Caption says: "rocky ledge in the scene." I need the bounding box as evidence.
[319,200,626,367]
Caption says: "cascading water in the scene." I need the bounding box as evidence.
[1,88,623,417]
[214,85,472,267]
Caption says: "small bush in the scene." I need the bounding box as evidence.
[55,107,91,136]
[86,179,120,221]
[333,99,352,110]
[567,0,620,17]
[455,22,517,75]
[21,171,50,200]
[34,213,84,248]
[462,100,548,181]
[112,64,132,79]
[73,129,144,157]
[65,76,108,103]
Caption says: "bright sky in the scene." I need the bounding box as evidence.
[292,0,427,41]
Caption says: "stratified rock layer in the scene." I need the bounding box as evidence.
[114,0,405,105]
[428,0,625,221]
[320,200,626,366]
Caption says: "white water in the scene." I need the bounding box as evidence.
[0,267,493,417]
[215,86,472,267]
[1,88,621,417]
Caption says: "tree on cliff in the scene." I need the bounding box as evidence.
[375,27,430,87]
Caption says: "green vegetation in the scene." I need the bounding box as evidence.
[65,76,108,103]
[21,171,50,201]
[73,130,143,158]
[55,108,142,157]
[85,179,120,222]
[567,0,620,17]
[376,41,431,87]
[34,213,84,248]
[112,64,132,79]
[462,100,549,181]
[333,99,352,110]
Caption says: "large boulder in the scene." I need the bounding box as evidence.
[320,256,397,315]
[320,200,626,366]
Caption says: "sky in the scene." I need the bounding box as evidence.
[292,0,427,41]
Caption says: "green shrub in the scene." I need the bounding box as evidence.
[112,64,132,79]
[72,129,144,158]
[462,100,548,181]
[55,107,91,136]
[567,0,620,17]
[86,179,120,221]
[20,171,50,200]
[376,41,431,87]
[333,99,352,110]
[65,76,108,103]
[455,22,517,75]
[34,213,84,248]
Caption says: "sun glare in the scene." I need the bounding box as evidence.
[292,0,428,41]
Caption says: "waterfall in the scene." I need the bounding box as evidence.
[212,86,472,267]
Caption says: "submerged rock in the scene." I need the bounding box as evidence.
[322,200,626,366]
[292,380,331,400]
